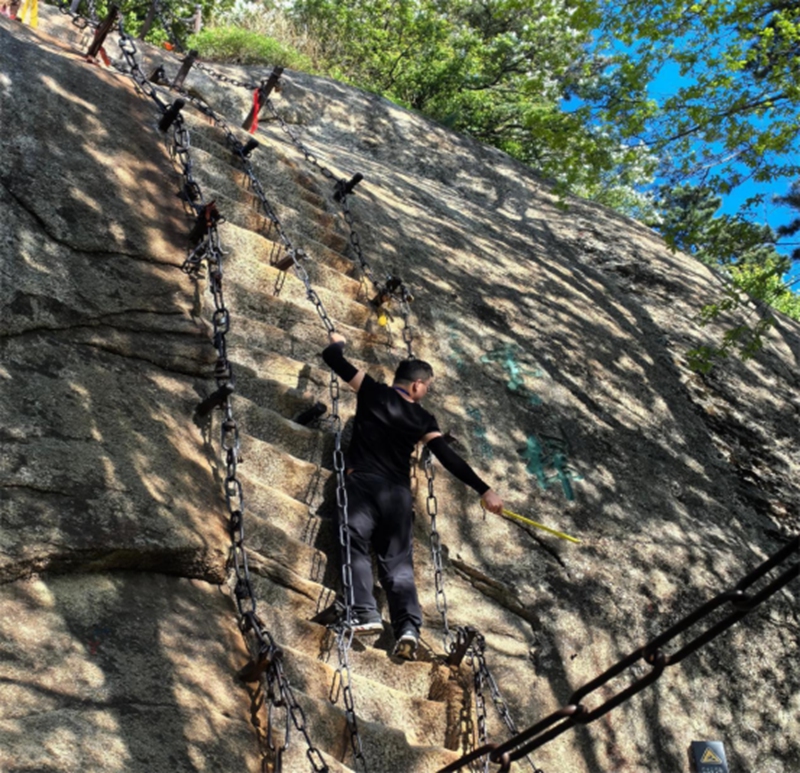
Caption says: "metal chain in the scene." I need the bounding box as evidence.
[467,647,489,773]
[439,535,799,772]
[257,94,414,353]
[115,21,332,772]
[193,59,259,90]
[423,447,452,653]
[423,446,541,772]
[329,367,370,772]
[161,79,370,773]
[56,0,99,29]
[473,634,542,773]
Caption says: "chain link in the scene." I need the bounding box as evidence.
[423,446,541,772]
[160,72,370,773]
[193,59,260,90]
[329,368,370,771]
[256,95,415,355]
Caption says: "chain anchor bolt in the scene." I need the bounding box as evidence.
[241,138,260,158]
[447,625,478,668]
[195,383,234,417]
[158,98,186,132]
[333,173,364,202]
[293,402,327,426]
[189,201,223,244]
[239,643,284,684]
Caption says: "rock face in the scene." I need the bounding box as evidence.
[1,9,798,773]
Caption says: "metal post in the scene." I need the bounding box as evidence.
[242,66,284,132]
[172,49,198,89]
[158,99,185,132]
[85,5,119,60]
[192,4,201,33]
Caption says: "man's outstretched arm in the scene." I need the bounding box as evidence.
[321,333,366,392]
[423,432,503,513]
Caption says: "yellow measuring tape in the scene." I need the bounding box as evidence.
[496,507,581,543]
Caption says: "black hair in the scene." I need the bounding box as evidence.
[394,359,434,384]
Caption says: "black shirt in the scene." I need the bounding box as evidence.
[348,375,440,485]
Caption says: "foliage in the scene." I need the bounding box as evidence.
[687,257,800,373]
[595,0,800,198]
[289,0,656,213]
[655,184,789,272]
[188,25,312,67]
[774,179,800,262]
[655,182,799,371]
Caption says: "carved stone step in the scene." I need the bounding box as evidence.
[239,434,332,510]
[277,642,450,748]
[202,182,358,272]
[223,287,392,358]
[183,115,332,211]
[259,683,462,773]
[251,600,442,699]
[237,395,334,466]
[188,145,354,255]
[218,222,365,312]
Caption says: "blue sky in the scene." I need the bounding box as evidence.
[647,59,800,292]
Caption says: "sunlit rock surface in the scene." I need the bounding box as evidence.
[1,8,798,773]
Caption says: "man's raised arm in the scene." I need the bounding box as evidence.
[321,333,366,392]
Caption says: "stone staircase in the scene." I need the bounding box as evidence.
[186,105,482,771]
[178,109,473,771]
[30,9,481,770]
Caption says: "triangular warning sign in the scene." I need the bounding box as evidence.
[701,748,723,765]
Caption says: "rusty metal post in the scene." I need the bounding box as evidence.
[241,138,259,158]
[85,5,119,60]
[172,49,198,89]
[333,172,364,201]
[242,66,284,132]
[447,626,478,668]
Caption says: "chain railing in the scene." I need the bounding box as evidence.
[438,535,799,772]
[112,19,346,772]
[424,447,452,653]
[423,448,541,773]
[254,90,415,355]
[153,66,372,773]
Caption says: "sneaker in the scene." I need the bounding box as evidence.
[350,616,383,636]
[392,629,419,660]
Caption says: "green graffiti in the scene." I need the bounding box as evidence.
[520,435,582,501]
[467,407,494,460]
[480,344,544,404]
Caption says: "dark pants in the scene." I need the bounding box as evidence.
[339,471,422,637]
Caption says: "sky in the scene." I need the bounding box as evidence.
[647,55,800,292]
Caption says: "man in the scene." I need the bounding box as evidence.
[322,332,503,660]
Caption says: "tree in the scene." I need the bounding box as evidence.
[655,184,789,273]
[593,0,800,201]
[290,0,657,212]
[774,178,800,262]
[655,183,800,372]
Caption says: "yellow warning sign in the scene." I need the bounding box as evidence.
[701,748,724,765]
